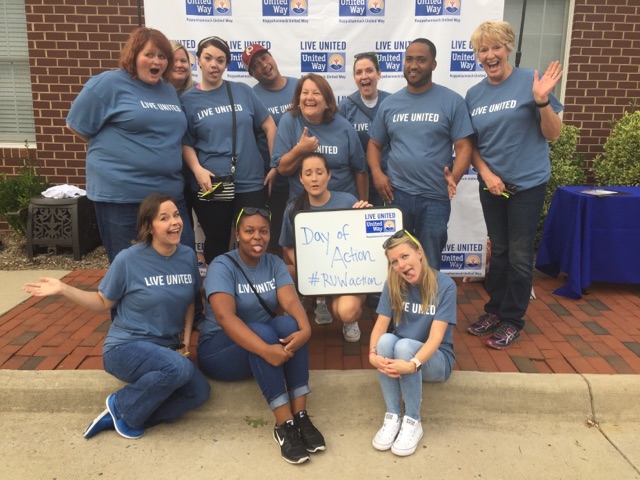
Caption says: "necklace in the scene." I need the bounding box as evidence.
[236,250,258,283]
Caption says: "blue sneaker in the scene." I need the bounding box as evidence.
[83,408,114,439]
[106,394,145,439]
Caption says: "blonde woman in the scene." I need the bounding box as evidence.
[369,230,457,456]
[169,41,194,94]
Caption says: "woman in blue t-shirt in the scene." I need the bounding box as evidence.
[368,230,457,457]
[197,207,324,465]
[271,73,368,202]
[279,152,371,343]
[181,36,277,265]
[66,28,194,263]
[337,52,392,207]
[23,194,210,440]
[464,21,564,350]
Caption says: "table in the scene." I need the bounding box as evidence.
[536,186,640,299]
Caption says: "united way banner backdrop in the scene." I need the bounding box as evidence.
[144,0,504,277]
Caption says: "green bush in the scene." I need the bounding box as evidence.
[0,144,50,235]
[591,109,640,186]
[537,124,585,244]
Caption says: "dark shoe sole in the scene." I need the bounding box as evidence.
[486,335,520,350]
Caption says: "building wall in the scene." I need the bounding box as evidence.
[1,0,639,230]
[563,0,640,166]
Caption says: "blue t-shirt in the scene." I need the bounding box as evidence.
[271,113,367,201]
[465,68,564,191]
[66,69,187,202]
[199,250,293,342]
[100,243,201,353]
[279,191,358,248]
[181,80,270,194]
[337,90,392,172]
[376,271,457,373]
[253,76,297,190]
[368,84,474,200]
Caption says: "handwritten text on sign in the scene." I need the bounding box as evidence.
[294,208,403,296]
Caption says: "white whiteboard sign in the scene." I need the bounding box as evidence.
[294,207,403,296]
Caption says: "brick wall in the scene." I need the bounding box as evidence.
[1,1,640,231]
[563,0,640,170]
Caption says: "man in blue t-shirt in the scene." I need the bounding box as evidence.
[242,44,297,253]
[368,38,474,269]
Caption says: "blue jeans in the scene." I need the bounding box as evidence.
[390,189,451,270]
[93,197,195,263]
[375,333,449,421]
[479,182,546,330]
[103,341,210,429]
[198,315,311,410]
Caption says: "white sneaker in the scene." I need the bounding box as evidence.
[372,412,401,451]
[391,416,423,456]
[342,322,361,342]
[314,301,333,325]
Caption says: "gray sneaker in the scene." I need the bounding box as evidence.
[314,302,333,325]
[342,322,361,342]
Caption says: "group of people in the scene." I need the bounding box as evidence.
[24,19,564,464]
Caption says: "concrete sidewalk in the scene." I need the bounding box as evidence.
[1,370,639,479]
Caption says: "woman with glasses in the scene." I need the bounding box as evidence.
[464,21,563,349]
[338,52,392,206]
[197,207,324,465]
[23,194,210,440]
[272,73,368,203]
[279,152,371,342]
[369,230,457,457]
[181,36,277,264]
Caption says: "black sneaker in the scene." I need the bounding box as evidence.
[294,410,326,453]
[273,419,310,464]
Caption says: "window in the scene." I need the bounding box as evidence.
[504,0,571,71]
[0,0,36,145]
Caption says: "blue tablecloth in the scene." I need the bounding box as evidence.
[536,186,640,299]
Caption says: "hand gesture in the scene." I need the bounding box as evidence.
[23,277,63,297]
[264,167,278,196]
[297,127,318,153]
[372,171,394,203]
[352,200,372,209]
[279,329,310,354]
[444,167,457,199]
[533,61,562,104]
[262,343,293,367]
[195,166,217,193]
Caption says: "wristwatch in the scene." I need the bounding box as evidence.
[410,357,422,372]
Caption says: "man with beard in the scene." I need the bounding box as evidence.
[368,38,473,269]
[242,44,297,255]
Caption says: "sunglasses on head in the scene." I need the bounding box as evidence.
[382,230,420,249]
[235,207,272,229]
[354,51,380,65]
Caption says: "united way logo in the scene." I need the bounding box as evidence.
[449,39,482,72]
[263,0,308,16]
[301,52,345,73]
[186,0,232,16]
[339,0,385,16]
[415,0,461,16]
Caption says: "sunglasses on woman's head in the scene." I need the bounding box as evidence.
[382,230,420,249]
[354,51,380,67]
[235,207,272,229]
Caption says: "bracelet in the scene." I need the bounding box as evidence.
[369,349,377,355]
[535,99,551,108]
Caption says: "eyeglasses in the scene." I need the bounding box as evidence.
[382,230,420,249]
[235,207,272,229]
[354,51,380,67]
[197,35,229,50]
